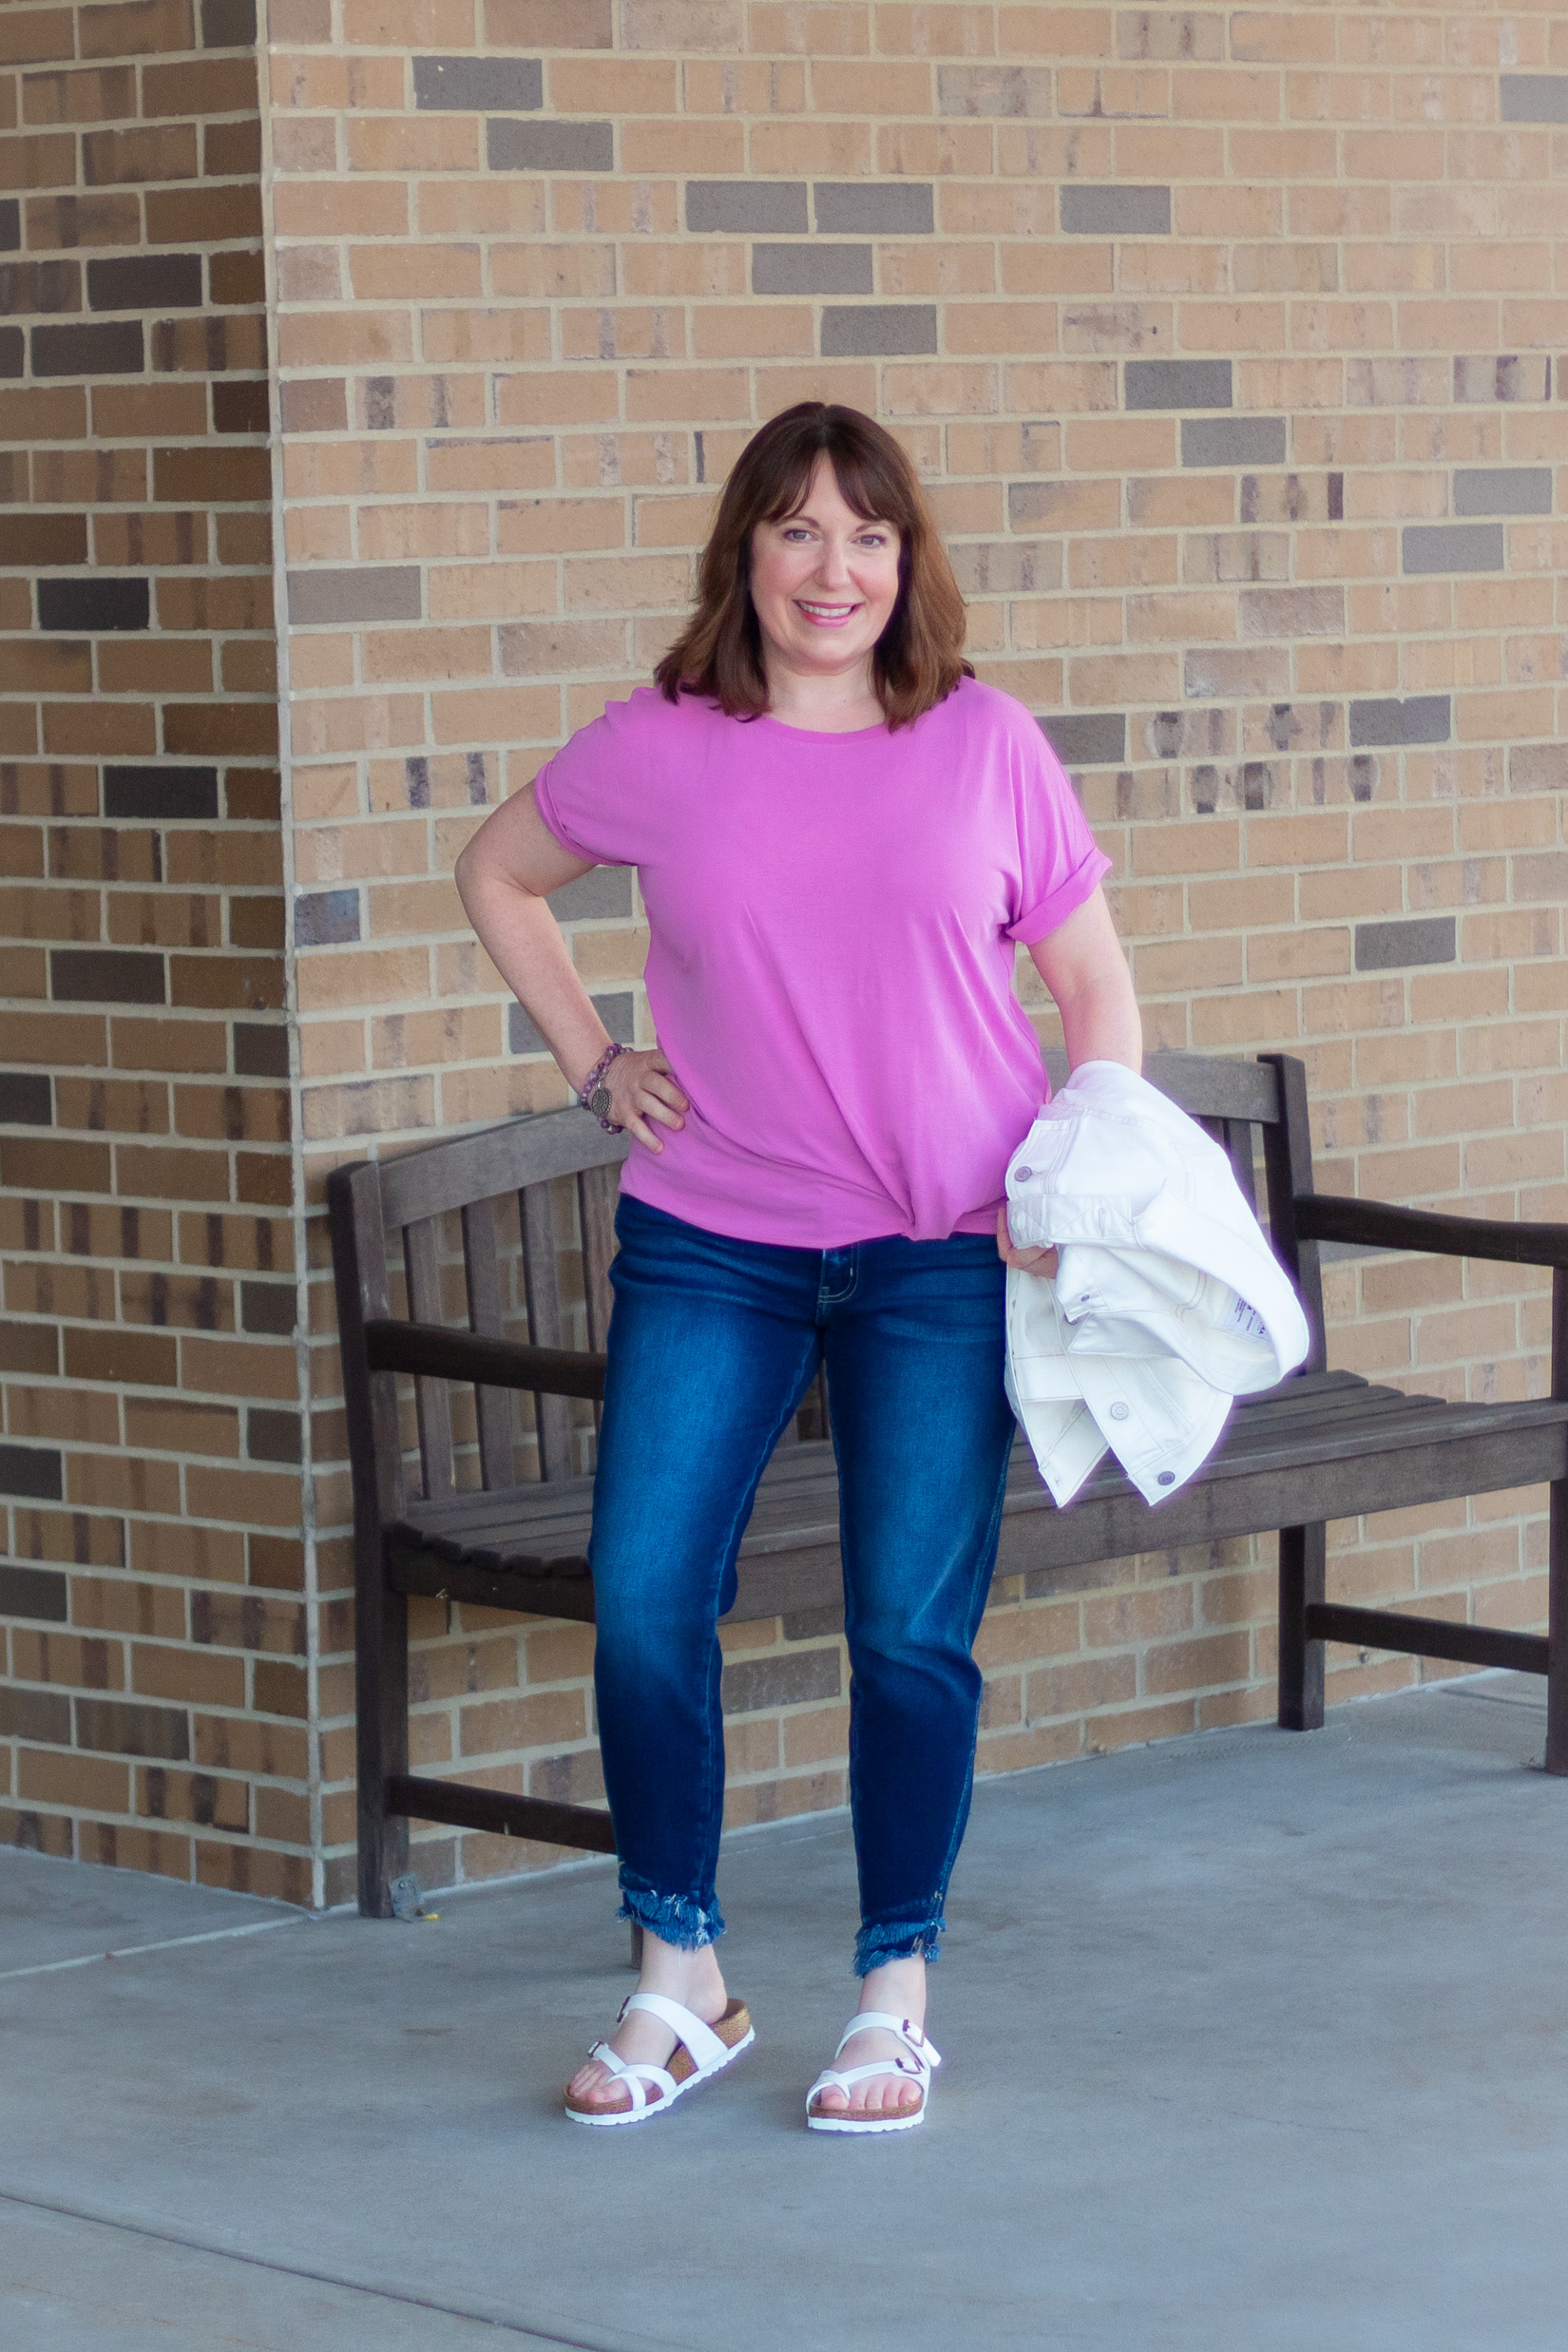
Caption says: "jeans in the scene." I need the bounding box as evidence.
[589,1194,1017,1977]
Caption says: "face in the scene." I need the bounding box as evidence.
[747,456,903,687]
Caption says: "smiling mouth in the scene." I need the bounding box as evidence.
[795,601,860,624]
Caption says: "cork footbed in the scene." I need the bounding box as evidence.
[564,1998,753,2117]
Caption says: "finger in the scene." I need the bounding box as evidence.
[637,1094,685,1132]
[640,1073,690,1113]
[626,1112,664,1154]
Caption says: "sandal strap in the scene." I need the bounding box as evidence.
[623,1990,728,2072]
[812,2058,927,2095]
[832,2013,942,2071]
[587,2041,676,2110]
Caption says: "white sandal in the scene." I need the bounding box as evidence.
[564,1991,754,2129]
[806,2012,942,2136]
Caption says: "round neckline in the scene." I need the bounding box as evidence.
[754,710,890,742]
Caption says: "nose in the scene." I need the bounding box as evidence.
[812,537,853,590]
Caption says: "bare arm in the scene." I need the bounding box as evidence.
[453,785,688,1154]
[999,885,1142,1270]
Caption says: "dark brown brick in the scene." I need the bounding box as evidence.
[213,378,268,433]
[3,513,88,567]
[201,0,258,47]
[153,446,271,506]
[92,382,209,439]
[221,768,279,820]
[0,640,93,692]
[169,949,284,1008]
[0,199,17,252]
[208,249,264,306]
[0,258,82,313]
[116,1141,229,1201]
[80,0,196,59]
[94,509,209,565]
[0,131,76,189]
[31,319,144,376]
[87,253,203,311]
[63,1326,178,1386]
[144,182,261,244]
[163,701,277,758]
[143,57,258,117]
[203,118,259,177]
[0,10,77,67]
[0,326,22,379]
[1,1136,111,1196]
[51,947,166,1004]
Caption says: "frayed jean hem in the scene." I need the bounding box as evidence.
[853,1914,945,1978]
[616,1869,725,1952]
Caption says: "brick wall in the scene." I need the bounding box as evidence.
[8,0,1568,1903]
[0,0,312,1899]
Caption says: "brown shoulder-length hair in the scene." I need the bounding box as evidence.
[654,402,970,731]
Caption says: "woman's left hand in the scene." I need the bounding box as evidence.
[996,1204,1058,1279]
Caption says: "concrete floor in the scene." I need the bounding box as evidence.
[4,1673,1566,2352]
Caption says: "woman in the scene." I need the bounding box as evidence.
[455,402,1141,2134]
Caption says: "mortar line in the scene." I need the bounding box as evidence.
[0,2186,681,2352]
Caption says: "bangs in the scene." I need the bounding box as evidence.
[764,430,908,533]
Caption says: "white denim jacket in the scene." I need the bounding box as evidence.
[1004,1061,1311,1507]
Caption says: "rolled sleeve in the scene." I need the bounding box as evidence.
[1005,841,1112,945]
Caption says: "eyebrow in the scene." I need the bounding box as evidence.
[777,509,892,530]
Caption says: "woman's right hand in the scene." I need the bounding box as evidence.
[601,1049,689,1155]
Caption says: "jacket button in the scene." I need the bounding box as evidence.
[1108,1402,1130,1422]
[1157,1471,1175,1485]
[1015,1165,1032,1181]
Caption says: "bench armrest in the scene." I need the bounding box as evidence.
[1296,1194,1568,1272]
[364,1317,607,1401]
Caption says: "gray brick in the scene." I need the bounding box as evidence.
[0,198,19,253]
[415,55,542,110]
[31,318,143,376]
[0,1688,71,1745]
[1402,522,1505,574]
[294,889,360,947]
[813,181,933,234]
[287,565,421,624]
[1453,354,1551,404]
[248,1407,301,1463]
[753,241,872,295]
[0,1072,51,1125]
[1509,744,1568,794]
[1500,73,1568,123]
[546,868,634,921]
[1354,917,1456,973]
[241,1280,296,1335]
[51,949,165,1005]
[487,119,613,173]
[86,254,202,311]
[0,1563,68,1621]
[1453,467,1553,517]
[201,0,256,45]
[1126,359,1232,411]
[0,326,21,378]
[820,303,937,357]
[1061,184,1171,236]
[510,989,632,1056]
[722,1646,841,1715]
[38,578,148,632]
[1041,712,1125,769]
[75,1696,190,1762]
[1348,696,1451,748]
[685,180,808,234]
[1181,415,1286,468]
[937,64,1052,116]
[0,1444,64,1501]
[104,765,219,820]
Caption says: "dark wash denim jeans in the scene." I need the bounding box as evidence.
[590,1193,1017,1977]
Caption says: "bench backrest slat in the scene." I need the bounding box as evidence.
[378,1103,629,1230]
[402,1215,456,1500]
[461,1194,515,1490]
[521,1177,576,1480]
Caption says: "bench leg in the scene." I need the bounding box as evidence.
[1278,1521,1326,1731]
[1548,1273,1568,1776]
[357,1569,411,1917]
[628,1922,644,1971]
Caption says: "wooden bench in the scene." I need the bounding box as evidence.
[329,1049,1568,1919]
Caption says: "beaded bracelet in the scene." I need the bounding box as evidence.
[577,1041,627,1133]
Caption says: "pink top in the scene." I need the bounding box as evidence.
[532,676,1111,1249]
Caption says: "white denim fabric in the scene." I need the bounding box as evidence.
[1004,1061,1311,1507]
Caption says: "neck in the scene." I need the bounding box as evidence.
[761,652,884,733]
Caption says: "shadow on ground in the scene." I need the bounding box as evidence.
[3,1673,1565,2352]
